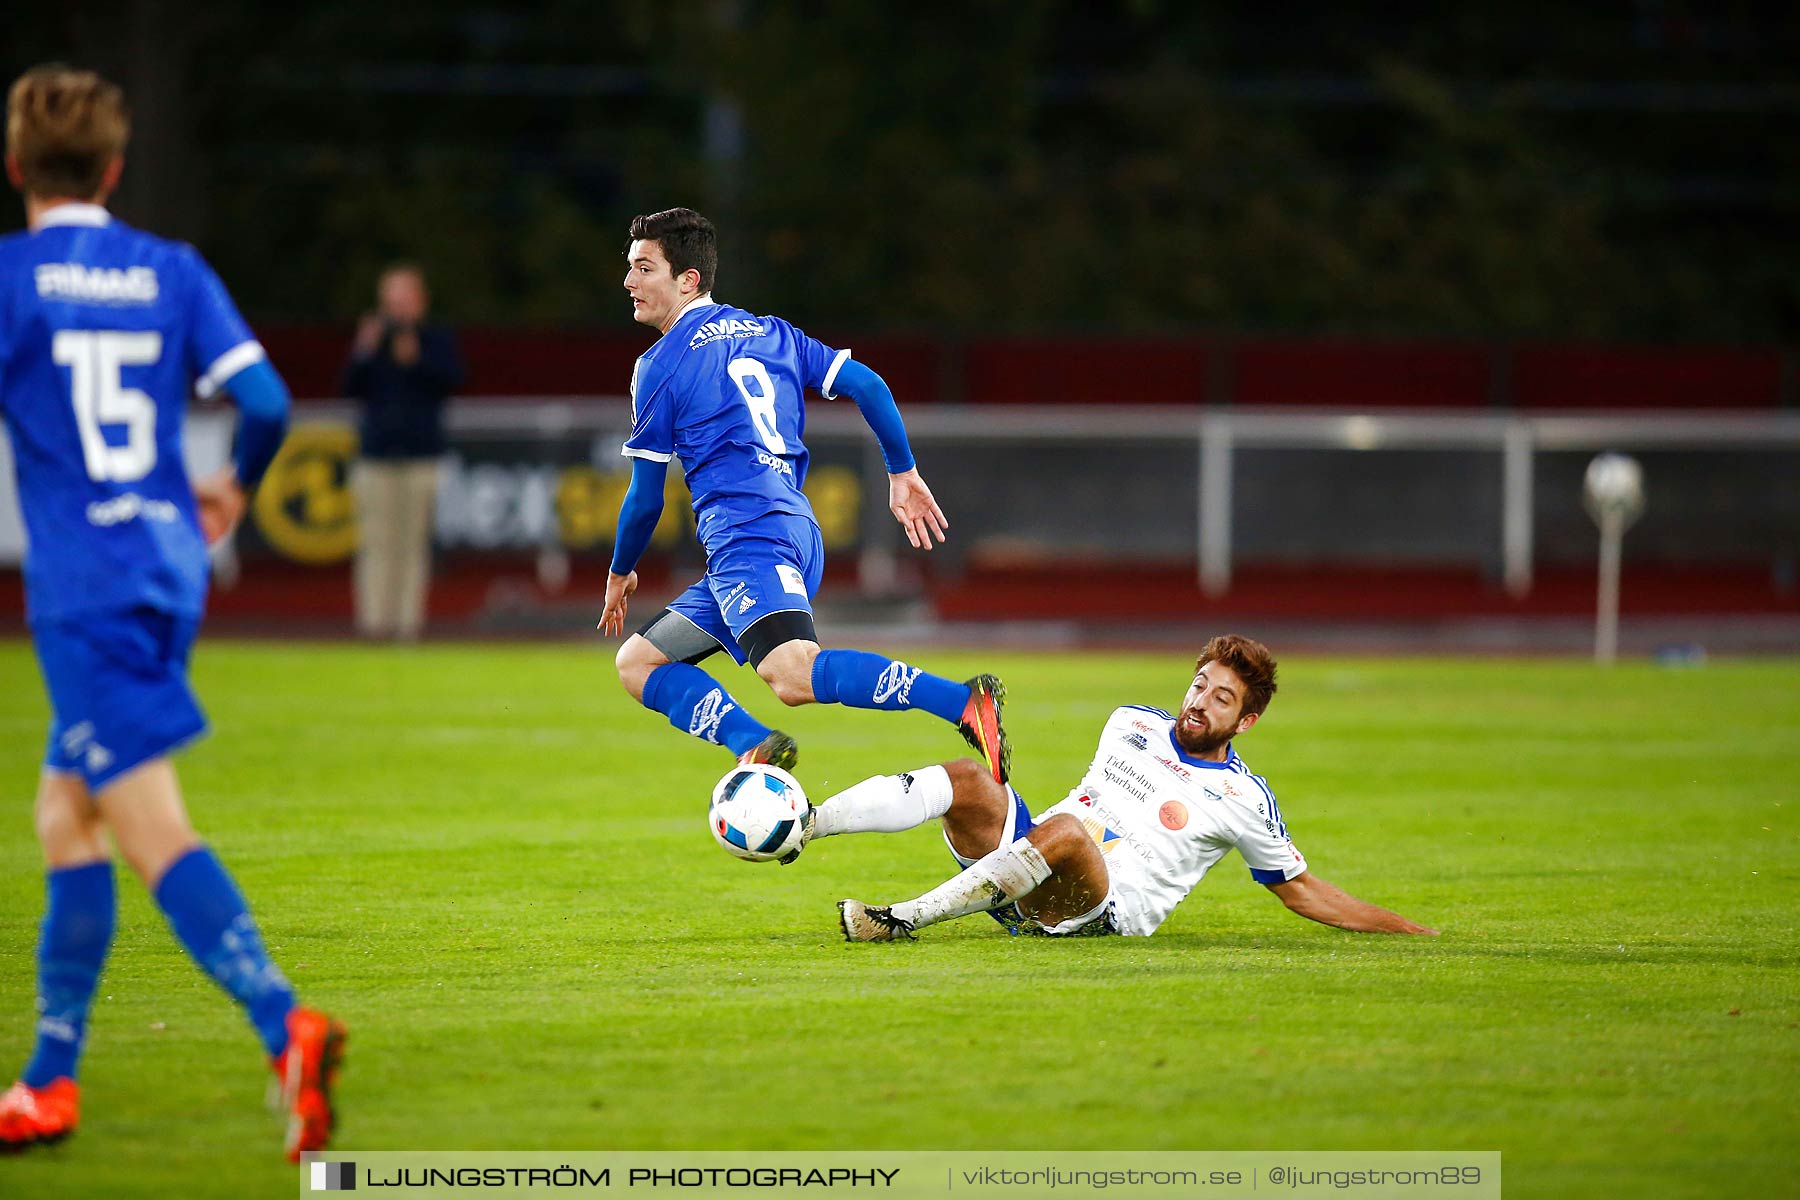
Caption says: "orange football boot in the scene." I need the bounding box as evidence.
[956,674,1011,784]
[271,1006,346,1163]
[737,729,798,772]
[0,1078,79,1149]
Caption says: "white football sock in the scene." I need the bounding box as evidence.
[890,837,1052,930]
[813,765,953,839]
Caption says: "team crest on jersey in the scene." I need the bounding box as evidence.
[689,318,767,349]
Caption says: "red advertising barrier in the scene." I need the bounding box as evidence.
[256,323,1790,409]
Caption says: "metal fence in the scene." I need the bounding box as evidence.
[4,402,1797,599]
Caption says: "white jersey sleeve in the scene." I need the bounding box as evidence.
[1221,768,1307,884]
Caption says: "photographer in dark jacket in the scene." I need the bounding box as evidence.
[343,264,463,639]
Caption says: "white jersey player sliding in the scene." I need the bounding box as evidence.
[816,635,1437,941]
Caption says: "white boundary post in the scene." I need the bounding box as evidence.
[1199,413,1234,597]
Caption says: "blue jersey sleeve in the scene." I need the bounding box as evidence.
[622,356,676,462]
[610,455,668,576]
[179,246,266,400]
[831,359,915,474]
[782,322,851,399]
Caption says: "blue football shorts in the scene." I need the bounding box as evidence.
[32,607,208,790]
[665,513,825,666]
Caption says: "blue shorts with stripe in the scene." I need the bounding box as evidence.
[667,512,824,666]
[33,607,208,790]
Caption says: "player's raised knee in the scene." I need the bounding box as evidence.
[943,757,994,792]
[761,670,814,707]
[1029,812,1092,865]
[615,635,663,700]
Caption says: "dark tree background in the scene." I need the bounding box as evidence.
[7,1,1797,339]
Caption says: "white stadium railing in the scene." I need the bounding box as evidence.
[3,401,1797,599]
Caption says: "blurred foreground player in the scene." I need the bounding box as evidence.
[812,635,1437,940]
[0,66,343,1159]
[598,208,1008,785]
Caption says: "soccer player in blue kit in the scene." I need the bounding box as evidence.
[0,66,342,1159]
[598,208,1010,791]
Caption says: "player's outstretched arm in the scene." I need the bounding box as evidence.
[828,359,947,550]
[597,456,666,636]
[1265,871,1438,935]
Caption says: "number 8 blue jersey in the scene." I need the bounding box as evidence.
[622,295,848,553]
[0,204,264,622]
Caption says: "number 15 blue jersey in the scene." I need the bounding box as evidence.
[0,204,265,622]
[622,296,849,554]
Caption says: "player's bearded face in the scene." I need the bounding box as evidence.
[1174,662,1249,756]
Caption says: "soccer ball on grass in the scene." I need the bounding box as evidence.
[709,763,810,863]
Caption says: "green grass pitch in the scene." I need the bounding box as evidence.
[0,640,1795,1198]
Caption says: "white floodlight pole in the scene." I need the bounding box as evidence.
[1583,453,1646,666]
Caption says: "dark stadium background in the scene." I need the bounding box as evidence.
[3,2,1796,650]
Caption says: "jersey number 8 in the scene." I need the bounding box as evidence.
[726,357,787,455]
[52,330,161,483]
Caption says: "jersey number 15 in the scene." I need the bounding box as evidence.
[52,330,162,484]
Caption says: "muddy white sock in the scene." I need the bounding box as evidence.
[891,837,1052,929]
[813,765,953,838]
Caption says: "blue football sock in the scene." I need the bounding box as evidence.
[810,649,971,724]
[642,662,772,757]
[22,861,116,1087]
[153,847,296,1059]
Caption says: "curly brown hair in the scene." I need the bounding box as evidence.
[7,65,129,200]
[1197,634,1278,718]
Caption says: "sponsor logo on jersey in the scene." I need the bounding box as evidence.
[872,660,923,706]
[1077,814,1128,853]
[1159,800,1190,830]
[1101,755,1157,804]
[775,564,808,595]
[689,688,735,744]
[689,318,768,349]
[720,582,749,609]
[755,450,795,477]
[35,263,159,304]
[1122,732,1149,751]
[1152,755,1193,782]
[1130,720,1155,734]
[85,492,180,528]
[738,594,756,614]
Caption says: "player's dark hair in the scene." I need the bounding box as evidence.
[627,207,717,293]
[6,64,129,200]
[1197,634,1278,718]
